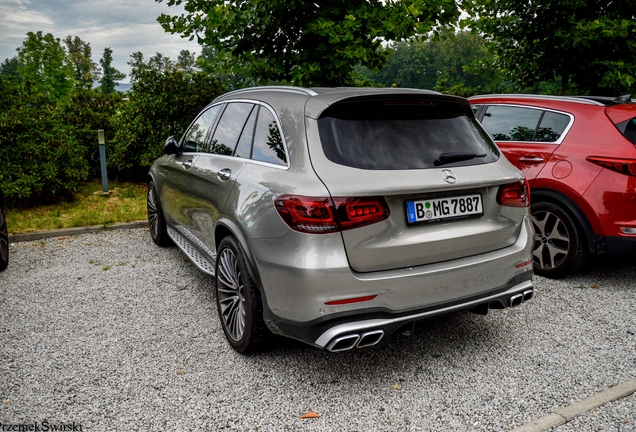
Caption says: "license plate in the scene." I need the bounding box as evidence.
[406,194,483,224]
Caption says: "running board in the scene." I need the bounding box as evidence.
[167,226,216,276]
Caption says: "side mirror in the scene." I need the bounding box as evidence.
[164,136,180,155]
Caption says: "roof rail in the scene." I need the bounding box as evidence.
[214,86,318,101]
[469,94,606,106]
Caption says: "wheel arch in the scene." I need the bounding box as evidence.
[214,218,264,290]
[531,188,602,254]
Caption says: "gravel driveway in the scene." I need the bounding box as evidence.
[1,228,635,431]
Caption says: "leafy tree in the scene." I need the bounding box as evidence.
[64,36,101,88]
[361,31,495,90]
[109,67,226,179]
[156,0,461,86]
[176,49,197,75]
[466,0,636,95]
[99,47,126,93]
[16,31,75,100]
[0,57,19,77]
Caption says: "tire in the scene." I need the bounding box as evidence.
[215,236,268,353]
[147,182,172,247]
[0,202,8,272]
[531,201,588,278]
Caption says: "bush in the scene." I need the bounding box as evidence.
[109,70,226,179]
[0,77,89,203]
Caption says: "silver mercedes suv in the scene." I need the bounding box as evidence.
[148,86,534,353]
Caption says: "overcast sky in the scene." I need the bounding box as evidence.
[0,0,200,82]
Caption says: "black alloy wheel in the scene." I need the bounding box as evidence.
[531,201,588,278]
[147,182,172,246]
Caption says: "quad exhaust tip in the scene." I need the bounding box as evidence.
[326,330,385,352]
[509,289,534,308]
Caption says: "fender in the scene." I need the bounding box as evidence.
[214,218,264,291]
[531,188,606,254]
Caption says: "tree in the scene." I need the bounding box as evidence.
[64,36,101,88]
[109,68,226,179]
[176,49,197,75]
[156,0,461,86]
[466,0,636,95]
[361,31,495,90]
[16,31,75,100]
[99,47,126,93]
[0,57,19,77]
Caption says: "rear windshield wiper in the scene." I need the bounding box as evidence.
[434,152,486,166]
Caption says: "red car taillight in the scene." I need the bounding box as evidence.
[497,180,530,207]
[586,156,636,177]
[274,195,390,234]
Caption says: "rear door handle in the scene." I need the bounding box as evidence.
[183,159,193,169]
[518,156,544,164]
[218,168,232,181]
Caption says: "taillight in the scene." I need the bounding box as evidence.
[274,195,389,234]
[497,180,530,207]
[586,156,636,177]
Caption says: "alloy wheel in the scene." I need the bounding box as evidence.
[532,210,570,270]
[147,186,160,241]
[216,247,246,341]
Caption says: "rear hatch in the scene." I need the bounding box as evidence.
[606,104,636,146]
[305,93,527,273]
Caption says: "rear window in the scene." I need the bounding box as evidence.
[617,117,636,145]
[317,100,499,170]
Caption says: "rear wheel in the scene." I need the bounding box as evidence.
[531,201,588,278]
[215,236,267,353]
[147,182,172,246]
[0,201,8,272]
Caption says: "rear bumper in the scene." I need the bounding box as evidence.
[249,215,534,348]
[262,272,533,350]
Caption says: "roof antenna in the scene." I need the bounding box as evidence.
[614,94,632,104]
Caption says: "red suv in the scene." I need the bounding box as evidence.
[470,94,636,278]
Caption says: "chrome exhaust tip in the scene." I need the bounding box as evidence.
[522,289,534,302]
[357,330,384,348]
[509,293,524,307]
[326,334,360,352]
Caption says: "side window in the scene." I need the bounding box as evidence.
[536,111,571,142]
[252,108,287,165]
[182,105,222,152]
[209,103,253,156]
[481,105,543,141]
[471,104,482,115]
[234,106,258,159]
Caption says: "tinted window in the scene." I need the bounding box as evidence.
[617,117,636,145]
[536,111,570,142]
[182,105,222,152]
[234,105,258,159]
[481,105,542,141]
[252,108,287,165]
[209,103,253,155]
[317,100,498,170]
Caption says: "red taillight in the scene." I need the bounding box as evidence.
[586,156,636,177]
[497,180,530,207]
[274,195,389,234]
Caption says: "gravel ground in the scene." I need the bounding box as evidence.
[1,228,635,431]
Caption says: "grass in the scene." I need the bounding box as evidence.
[6,180,147,234]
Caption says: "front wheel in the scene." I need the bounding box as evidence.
[531,201,588,278]
[147,182,172,247]
[215,236,268,353]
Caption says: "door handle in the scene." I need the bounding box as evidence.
[218,168,232,181]
[518,156,544,164]
[183,159,193,169]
